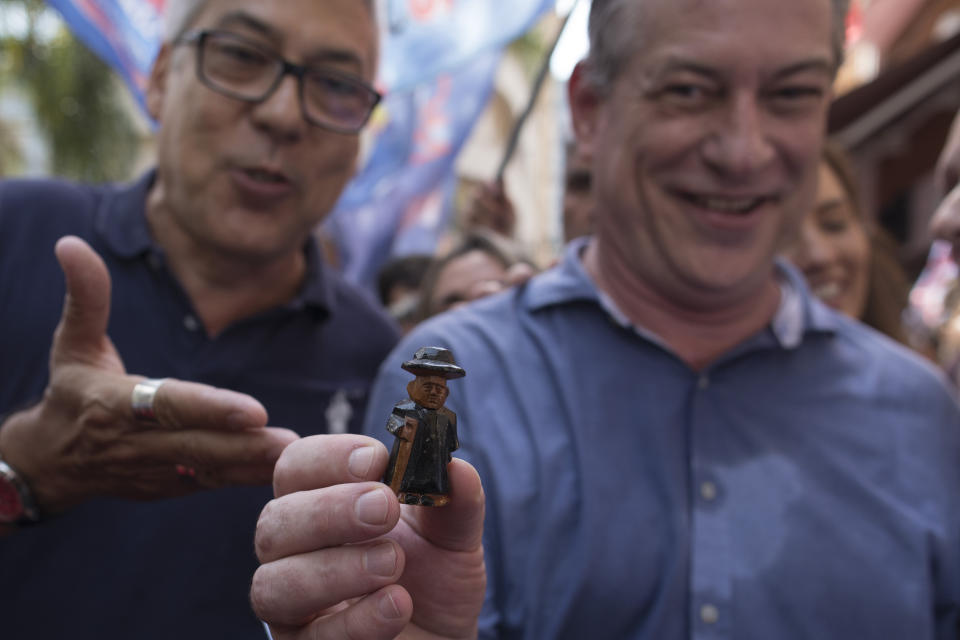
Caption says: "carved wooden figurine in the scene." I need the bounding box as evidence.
[382,346,465,507]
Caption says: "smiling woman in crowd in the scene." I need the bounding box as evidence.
[783,142,912,345]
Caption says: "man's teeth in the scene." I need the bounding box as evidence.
[813,282,841,300]
[692,195,764,213]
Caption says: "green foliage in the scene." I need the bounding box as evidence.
[0,0,143,182]
[0,116,22,175]
[509,26,550,78]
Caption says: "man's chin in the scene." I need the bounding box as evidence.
[210,231,306,264]
[669,253,779,310]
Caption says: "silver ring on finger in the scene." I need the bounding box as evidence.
[131,378,169,423]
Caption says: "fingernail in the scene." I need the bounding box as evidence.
[348,446,376,479]
[363,541,398,577]
[378,590,403,619]
[355,488,389,526]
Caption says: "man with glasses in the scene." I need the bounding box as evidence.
[0,1,397,638]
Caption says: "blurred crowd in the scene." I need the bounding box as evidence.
[1,0,960,639]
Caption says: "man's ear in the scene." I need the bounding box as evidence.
[146,44,173,124]
[568,60,602,159]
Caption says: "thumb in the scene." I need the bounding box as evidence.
[415,459,485,552]
[52,236,113,360]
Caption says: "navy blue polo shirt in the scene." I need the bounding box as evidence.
[0,173,399,638]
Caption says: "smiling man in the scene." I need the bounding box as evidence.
[250,0,960,638]
[0,0,398,638]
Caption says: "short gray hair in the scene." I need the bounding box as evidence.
[585,0,851,93]
[163,0,209,42]
[163,0,379,43]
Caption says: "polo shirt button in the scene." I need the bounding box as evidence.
[700,481,718,502]
[183,315,200,332]
[697,375,710,390]
[700,603,719,624]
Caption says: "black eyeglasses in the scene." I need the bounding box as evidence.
[175,30,381,134]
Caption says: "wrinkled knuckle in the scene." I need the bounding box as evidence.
[77,390,115,431]
[254,501,280,560]
[155,397,186,430]
[248,568,277,620]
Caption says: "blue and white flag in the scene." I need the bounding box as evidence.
[381,0,555,91]
[324,49,502,288]
[44,0,163,111]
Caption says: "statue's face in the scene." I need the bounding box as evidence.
[410,375,449,409]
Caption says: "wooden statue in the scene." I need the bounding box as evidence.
[382,346,465,507]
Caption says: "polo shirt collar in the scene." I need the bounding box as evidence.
[92,169,335,316]
[525,237,839,349]
[95,170,156,259]
[525,237,599,309]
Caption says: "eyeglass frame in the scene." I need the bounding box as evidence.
[174,29,382,135]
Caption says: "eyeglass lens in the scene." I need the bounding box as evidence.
[199,31,377,132]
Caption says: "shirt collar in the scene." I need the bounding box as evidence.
[525,237,602,309]
[771,257,840,347]
[525,237,839,349]
[95,170,156,259]
[93,169,334,316]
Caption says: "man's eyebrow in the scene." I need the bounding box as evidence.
[304,49,367,70]
[653,57,833,81]
[214,11,366,69]
[655,59,722,81]
[771,58,834,80]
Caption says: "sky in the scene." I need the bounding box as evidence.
[551,0,591,81]
[0,3,60,40]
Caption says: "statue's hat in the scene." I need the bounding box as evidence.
[401,346,466,379]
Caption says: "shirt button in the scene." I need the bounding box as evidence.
[697,375,710,390]
[183,315,200,332]
[700,481,718,502]
[700,603,719,624]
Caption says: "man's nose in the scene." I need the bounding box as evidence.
[701,95,775,177]
[251,74,306,143]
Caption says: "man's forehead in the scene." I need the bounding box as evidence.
[191,0,378,72]
[627,0,835,74]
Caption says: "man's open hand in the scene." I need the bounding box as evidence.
[0,236,299,515]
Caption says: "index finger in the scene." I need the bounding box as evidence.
[130,377,268,431]
[273,435,389,498]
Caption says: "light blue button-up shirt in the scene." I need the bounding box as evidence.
[364,239,960,639]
